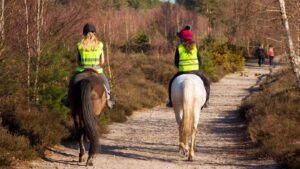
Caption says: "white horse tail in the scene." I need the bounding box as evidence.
[180,80,194,144]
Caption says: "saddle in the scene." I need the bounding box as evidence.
[82,68,99,75]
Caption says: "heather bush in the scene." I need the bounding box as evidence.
[240,69,300,169]
[0,127,37,166]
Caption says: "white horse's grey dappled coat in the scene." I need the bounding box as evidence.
[171,74,207,161]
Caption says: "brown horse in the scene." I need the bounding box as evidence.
[69,71,106,166]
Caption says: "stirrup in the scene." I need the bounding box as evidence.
[61,95,70,108]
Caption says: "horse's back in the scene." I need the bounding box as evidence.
[70,72,106,114]
[171,74,206,107]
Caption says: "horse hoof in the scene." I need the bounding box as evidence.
[188,155,194,161]
[179,148,189,157]
[86,157,94,166]
[79,154,87,163]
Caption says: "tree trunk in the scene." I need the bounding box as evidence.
[278,0,300,88]
[24,0,31,111]
[106,20,112,79]
[34,0,44,103]
[0,0,4,41]
[0,0,5,58]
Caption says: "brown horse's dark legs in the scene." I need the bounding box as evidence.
[73,115,87,163]
[78,128,87,163]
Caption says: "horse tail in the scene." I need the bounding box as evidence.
[80,79,99,155]
[180,80,194,144]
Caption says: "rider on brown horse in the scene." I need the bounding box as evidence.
[62,23,115,109]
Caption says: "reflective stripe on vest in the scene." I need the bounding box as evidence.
[76,42,104,73]
[178,44,199,72]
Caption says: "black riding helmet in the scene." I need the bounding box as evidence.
[83,23,96,36]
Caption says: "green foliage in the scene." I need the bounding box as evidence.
[0,43,74,166]
[125,30,151,53]
[113,0,128,9]
[113,0,159,9]
[200,36,245,81]
[176,0,224,26]
[240,70,300,169]
[38,44,75,116]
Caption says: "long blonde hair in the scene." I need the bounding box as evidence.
[80,32,100,51]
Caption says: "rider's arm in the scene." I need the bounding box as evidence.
[174,48,179,68]
[197,50,202,67]
[76,50,81,65]
[99,50,105,66]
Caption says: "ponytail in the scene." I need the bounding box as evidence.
[80,32,100,51]
[182,40,196,53]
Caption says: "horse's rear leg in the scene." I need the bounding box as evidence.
[178,126,189,157]
[86,155,95,166]
[188,128,197,161]
[78,128,87,163]
[73,115,87,163]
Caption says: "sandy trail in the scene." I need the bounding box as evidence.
[26,62,278,169]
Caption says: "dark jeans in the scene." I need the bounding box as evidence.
[269,57,274,66]
[168,71,210,103]
[68,72,110,100]
[258,56,265,66]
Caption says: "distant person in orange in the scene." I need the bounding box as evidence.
[267,45,275,66]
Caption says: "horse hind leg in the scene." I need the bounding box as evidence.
[178,126,189,157]
[188,128,197,161]
[78,128,87,163]
[179,142,189,157]
[86,154,95,166]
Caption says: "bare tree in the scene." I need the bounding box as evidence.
[24,0,31,111]
[34,0,44,103]
[0,0,5,58]
[279,0,300,88]
[0,0,4,41]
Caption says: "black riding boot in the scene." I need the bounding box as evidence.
[166,72,183,108]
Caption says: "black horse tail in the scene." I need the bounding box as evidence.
[80,79,99,155]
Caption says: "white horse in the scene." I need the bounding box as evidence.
[171,74,207,161]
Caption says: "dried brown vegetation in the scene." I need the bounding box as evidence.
[1,0,297,166]
[240,69,300,169]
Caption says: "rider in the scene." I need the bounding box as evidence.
[62,23,115,109]
[166,25,210,108]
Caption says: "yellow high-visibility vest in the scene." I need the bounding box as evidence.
[178,44,199,72]
[76,42,103,73]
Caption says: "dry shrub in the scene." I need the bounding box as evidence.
[0,96,71,166]
[0,127,37,166]
[102,51,175,120]
[240,69,300,169]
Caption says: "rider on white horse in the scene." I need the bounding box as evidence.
[166,25,210,108]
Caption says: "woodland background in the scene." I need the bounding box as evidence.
[0,0,299,167]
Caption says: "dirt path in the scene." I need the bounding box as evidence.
[26,62,278,169]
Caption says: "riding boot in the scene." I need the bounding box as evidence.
[166,100,173,108]
[105,91,115,109]
[61,95,70,108]
[166,72,183,108]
